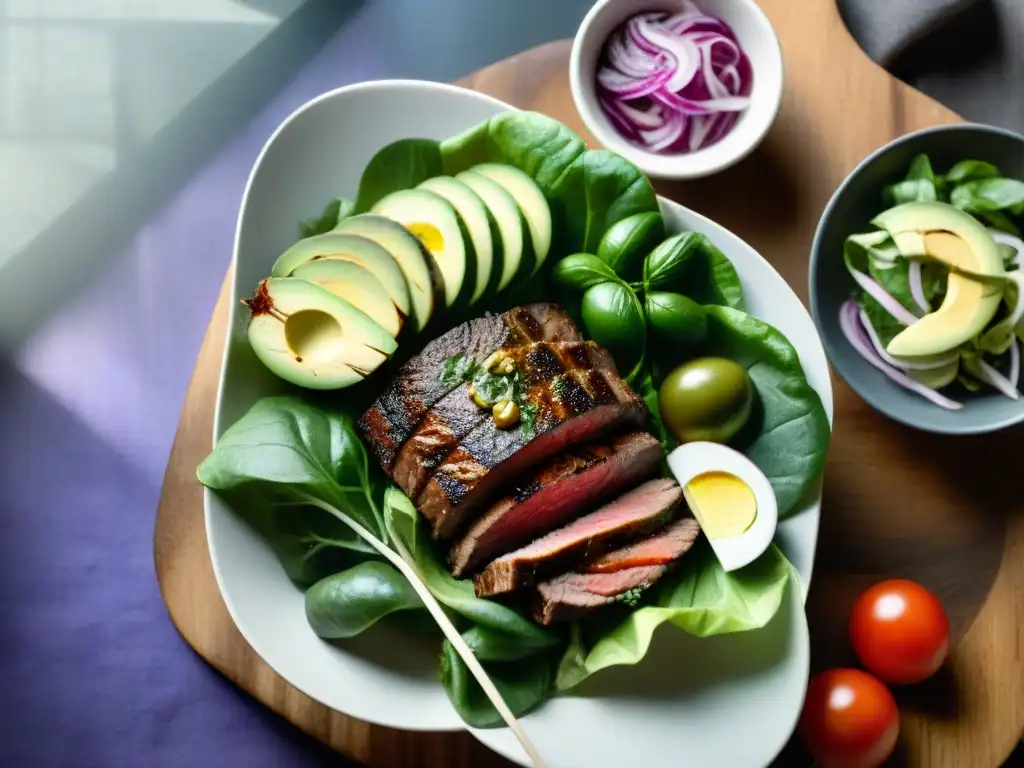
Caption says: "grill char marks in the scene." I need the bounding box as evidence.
[358,304,579,474]
[417,351,645,540]
[449,432,663,577]
[473,478,683,597]
[391,341,610,499]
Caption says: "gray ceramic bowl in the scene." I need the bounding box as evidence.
[810,123,1024,434]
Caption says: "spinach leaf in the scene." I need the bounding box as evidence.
[552,253,620,291]
[860,292,906,348]
[580,280,646,376]
[555,543,794,690]
[645,291,708,346]
[197,396,387,539]
[462,623,561,662]
[644,232,745,310]
[634,371,672,450]
[549,149,660,255]
[299,197,355,238]
[701,307,832,516]
[868,258,919,314]
[980,210,1022,237]
[383,488,558,645]
[945,159,1000,184]
[440,111,585,194]
[596,212,664,278]
[906,153,936,183]
[304,561,423,639]
[951,178,1024,216]
[355,138,443,212]
[441,641,561,727]
[885,179,937,205]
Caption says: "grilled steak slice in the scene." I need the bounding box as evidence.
[419,362,646,539]
[584,516,701,573]
[449,432,662,576]
[358,304,580,473]
[392,341,612,499]
[474,478,683,597]
[532,565,667,625]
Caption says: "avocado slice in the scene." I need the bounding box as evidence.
[270,233,411,323]
[457,170,533,290]
[334,214,442,332]
[371,189,476,311]
[291,259,402,338]
[873,202,1004,357]
[244,277,398,390]
[419,176,502,303]
[472,163,552,275]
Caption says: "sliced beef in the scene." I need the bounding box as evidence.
[584,515,701,573]
[392,341,612,499]
[531,516,702,624]
[532,565,667,625]
[474,478,683,597]
[419,362,646,539]
[358,304,579,474]
[449,432,662,576]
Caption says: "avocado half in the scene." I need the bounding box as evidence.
[872,201,1004,357]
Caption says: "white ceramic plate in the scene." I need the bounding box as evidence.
[205,80,834,767]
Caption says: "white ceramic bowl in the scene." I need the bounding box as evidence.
[570,0,784,180]
[205,80,832,767]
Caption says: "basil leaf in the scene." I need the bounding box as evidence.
[645,291,708,345]
[355,138,443,212]
[549,149,660,254]
[951,178,1024,216]
[644,232,745,309]
[701,306,832,516]
[197,396,386,539]
[299,197,355,238]
[304,561,422,639]
[596,212,664,278]
[580,281,646,373]
[552,253,620,291]
[945,159,1000,184]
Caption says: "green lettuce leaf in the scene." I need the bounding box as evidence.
[555,543,796,690]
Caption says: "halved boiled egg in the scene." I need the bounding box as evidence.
[665,441,777,572]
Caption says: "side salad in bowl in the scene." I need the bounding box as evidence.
[839,154,1024,410]
[198,82,831,767]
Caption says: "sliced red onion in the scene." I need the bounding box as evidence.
[908,259,931,314]
[844,257,920,326]
[596,7,752,155]
[974,358,1020,400]
[858,308,957,370]
[1012,340,1021,389]
[839,301,964,411]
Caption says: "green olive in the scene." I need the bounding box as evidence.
[658,357,753,444]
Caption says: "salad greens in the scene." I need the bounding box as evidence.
[555,542,795,690]
[354,138,443,213]
[201,109,832,730]
[845,153,1024,409]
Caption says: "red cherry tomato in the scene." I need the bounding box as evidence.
[850,579,950,684]
[798,669,899,768]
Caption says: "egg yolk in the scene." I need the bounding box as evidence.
[683,471,757,539]
[406,222,444,254]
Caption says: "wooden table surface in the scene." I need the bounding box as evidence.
[154,1,1024,765]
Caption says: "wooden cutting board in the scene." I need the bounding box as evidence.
[153,1,1024,765]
